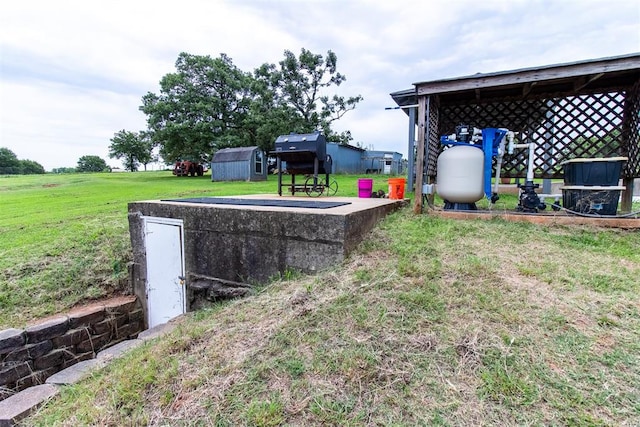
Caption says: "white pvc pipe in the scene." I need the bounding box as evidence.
[510,142,535,181]
[493,138,507,196]
[526,143,535,181]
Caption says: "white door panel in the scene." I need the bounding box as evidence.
[144,217,185,328]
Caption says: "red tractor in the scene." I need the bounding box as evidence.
[173,160,205,177]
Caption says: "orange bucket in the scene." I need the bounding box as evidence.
[388,178,406,200]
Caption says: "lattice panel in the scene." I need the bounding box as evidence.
[436,91,636,179]
[426,96,440,177]
[622,81,640,177]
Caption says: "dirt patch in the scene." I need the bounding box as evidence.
[42,183,60,188]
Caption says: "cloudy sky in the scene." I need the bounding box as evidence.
[1,0,638,171]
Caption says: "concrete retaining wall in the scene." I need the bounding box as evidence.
[0,296,143,401]
[128,197,406,322]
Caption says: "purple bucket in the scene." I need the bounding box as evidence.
[358,178,373,198]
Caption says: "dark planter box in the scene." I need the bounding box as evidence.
[561,185,625,215]
[562,157,627,186]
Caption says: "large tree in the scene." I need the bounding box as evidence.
[243,62,308,154]
[0,147,45,174]
[268,48,363,144]
[140,52,252,164]
[77,155,110,172]
[19,159,45,174]
[139,49,363,161]
[238,49,363,154]
[109,130,154,171]
[0,147,21,174]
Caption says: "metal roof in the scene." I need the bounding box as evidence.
[327,142,365,152]
[212,146,258,163]
[390,52,640,111]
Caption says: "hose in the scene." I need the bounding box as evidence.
[423,201,639,218]
[549,203,640,219]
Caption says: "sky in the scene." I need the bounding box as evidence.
[1,0,639,171]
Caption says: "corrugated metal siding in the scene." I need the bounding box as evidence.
[327,144,365,173]
[211,147,267,181]
[211,161,249,181]
[270,143,404,175]
[362,151,404,174]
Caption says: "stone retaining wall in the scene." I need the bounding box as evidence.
[0,296,143,401]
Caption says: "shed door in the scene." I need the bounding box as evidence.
[143,217,185,328]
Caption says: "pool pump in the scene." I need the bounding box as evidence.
[437,125,546,212]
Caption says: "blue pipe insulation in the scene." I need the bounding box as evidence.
[439,128,508,200]
[481,128,508,200]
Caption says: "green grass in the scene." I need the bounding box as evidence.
[4,171,640,426]
[0,171,394,327]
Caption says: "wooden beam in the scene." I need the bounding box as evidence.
[406,107,416,193]
[522,81,537,97]
[413,95,427,214]
[430,209,640,229]
[573,73,605,91]
[620,177,634,213]
[475,88,481,102]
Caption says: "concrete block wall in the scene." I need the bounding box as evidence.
[0,296,143,401]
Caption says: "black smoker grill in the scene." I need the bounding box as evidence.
[271,132,337,196]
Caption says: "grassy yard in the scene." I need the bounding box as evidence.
[0,171,392,328]
[3,171,640,425]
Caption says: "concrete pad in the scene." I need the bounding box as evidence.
[132,194,405,219]
[129,195,406,284]
[137,322,177,341]
[0,384,58,427]
[208,194,406,214]
[128,195,406,325]
[45,359,103,385]
[96,339,143,363]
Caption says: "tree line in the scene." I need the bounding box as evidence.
[0,148,114,174]
[0,148,45,175]
[50,156,111,173]
[1,48,360,174]
[109,48,362,171]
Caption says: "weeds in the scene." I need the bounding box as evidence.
[1,172,390,327]
[9,176,640,426]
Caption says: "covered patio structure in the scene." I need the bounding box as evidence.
[391,53,640,213]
